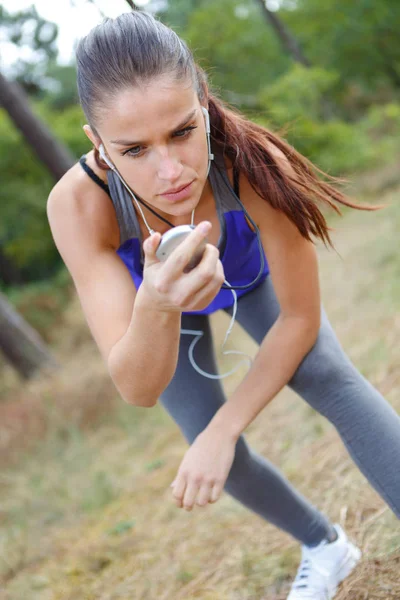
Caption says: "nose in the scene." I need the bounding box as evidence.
[156,149,183,182]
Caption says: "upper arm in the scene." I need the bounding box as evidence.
[47,166,137,362]
[239,145,321,329]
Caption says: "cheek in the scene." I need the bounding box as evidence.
[186,137,209,174]
[114,167,150,200]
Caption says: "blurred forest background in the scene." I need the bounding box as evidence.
[1,0,400,288]
[0,1,399,599]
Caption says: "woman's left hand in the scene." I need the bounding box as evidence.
[170,427,237,511]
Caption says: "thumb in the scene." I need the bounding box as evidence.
[143,232,161,268]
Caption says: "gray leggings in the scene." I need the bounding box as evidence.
[160,276,400,546]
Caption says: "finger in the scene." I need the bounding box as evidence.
[195,481,213,507]
[172,476,186,509]
[209,482,224,504]
[177,244,221,298]
[185,242,220,282]
[185,259,225,310]
[185,275,222,312]
[143,232,162,268]
[182,480,201,511]
[163,221,211,279]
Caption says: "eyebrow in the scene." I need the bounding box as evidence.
[110,109,198,146]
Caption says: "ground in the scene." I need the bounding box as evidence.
[0,164,399,599]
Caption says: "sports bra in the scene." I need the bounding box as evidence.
[79,145,269,315]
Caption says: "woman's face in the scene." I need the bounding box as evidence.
[90,75,210,222]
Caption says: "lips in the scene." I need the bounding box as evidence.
[161,181,193,195]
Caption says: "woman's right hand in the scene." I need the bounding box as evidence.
[140,221,225,313]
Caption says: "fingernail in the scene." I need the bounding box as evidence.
[199,221,211,233]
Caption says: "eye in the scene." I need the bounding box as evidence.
[122,125,198,159]
[123,145,142,158]
[173,125,197,138]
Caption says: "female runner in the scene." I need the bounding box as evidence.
[47,11,400,599]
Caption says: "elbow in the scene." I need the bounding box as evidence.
[107,364,158,408]
[280,312,320,349]
[107,351,173,409]
[298,317,320,350]
[112,377,159,408]
[304,319,320,351]
[109,370,162,408]
[123,394,158,408]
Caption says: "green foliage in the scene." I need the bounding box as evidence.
[257,65,400,174]
[259,64,339,122]
[43,62,80,110]
[183,0,289,101]
[2,0,400,294]
[283,0,400,113]
[0,103,88,281]
[360,102,400,139]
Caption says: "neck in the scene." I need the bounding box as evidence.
[140,178,213,234]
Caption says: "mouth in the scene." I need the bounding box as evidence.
[159,180,194,201]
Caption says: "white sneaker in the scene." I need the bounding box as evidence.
[287,524,362,599]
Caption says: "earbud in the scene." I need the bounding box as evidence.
[201,106,214,171]
[98,144,116,171]
[201,106,211,134]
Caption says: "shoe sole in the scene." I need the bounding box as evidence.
[329,543,362,599]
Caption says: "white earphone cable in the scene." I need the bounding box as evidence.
[180,279,253,380]
[100,112,249,380]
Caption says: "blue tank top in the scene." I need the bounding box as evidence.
[80,146,269,315]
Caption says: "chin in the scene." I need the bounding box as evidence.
[161,194,202,217]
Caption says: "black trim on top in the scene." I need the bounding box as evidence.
[79,155,111,196]
[233,166,240,199]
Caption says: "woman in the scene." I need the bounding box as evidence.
[47,11,400,600]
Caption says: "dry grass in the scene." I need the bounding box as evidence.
[0,170,399,600]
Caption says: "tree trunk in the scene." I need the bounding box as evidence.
[124,0,141,10]
[255,0,335,119]
[0,292,58,379]
[0,71,75,181]
[255,0,311,67]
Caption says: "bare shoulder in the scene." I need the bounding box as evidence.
[234,143,297,225]
[235,143,320,321]
[224,141,297,233]
[47,151,119,252]
[47,153,138,364]
[235,141,318,269]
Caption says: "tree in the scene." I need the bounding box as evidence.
[0,292,58,379]
[0,74,67,375]
[0,74,67,376]
[180,0,289,104]
[254,0,310,67]
[284,0,400,106]
[0,71,75,180]
[0,7,72,376]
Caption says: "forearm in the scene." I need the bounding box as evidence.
[108,287,181,407]
[208,315,319,440]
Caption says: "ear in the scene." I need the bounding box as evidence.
[83,124,100,149]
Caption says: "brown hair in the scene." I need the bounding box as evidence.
[76,11,380,248]
[206,93,382,248]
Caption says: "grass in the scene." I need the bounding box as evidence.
[0,165,399,600]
